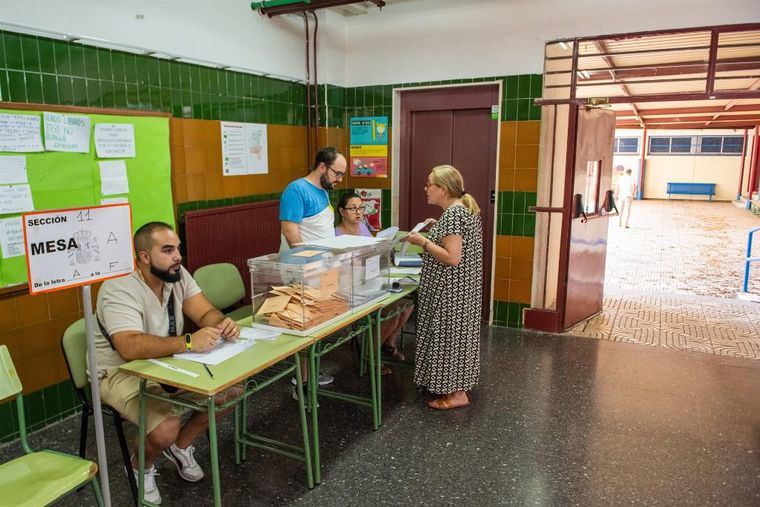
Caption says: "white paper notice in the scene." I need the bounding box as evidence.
[0,185,35,214]
[22,204,134,294]
[221,122,268,175]
[94,123,136,158]
[0,156,28,184]
[100,197,129,205]
[0,113,44,152]
[43,112,91,153]
[99,160,130,195]
[0,216,24,258]
[365,254,380,280]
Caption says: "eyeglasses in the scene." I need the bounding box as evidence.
[327,165,346,180]
[424,182,440,190]
[342,206,366,213]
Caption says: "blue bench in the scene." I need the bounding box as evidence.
[666,182,716,200]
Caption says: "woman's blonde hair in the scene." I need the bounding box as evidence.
[430,165,480,215]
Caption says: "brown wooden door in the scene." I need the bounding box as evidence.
[399,85,499,319]
[564,108,616,328]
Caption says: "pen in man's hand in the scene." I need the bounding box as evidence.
[203,364,214,378]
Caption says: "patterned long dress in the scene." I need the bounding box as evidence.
[414,204,483,394]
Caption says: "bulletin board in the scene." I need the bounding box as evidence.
[0,105,174,290]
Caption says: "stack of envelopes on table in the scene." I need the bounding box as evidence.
[256,284,349,331]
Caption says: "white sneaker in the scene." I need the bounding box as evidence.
[290,372,334,386]
[162,443,204,482]
[133,464,162,505]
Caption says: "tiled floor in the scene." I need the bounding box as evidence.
[604,200,760,298]
[569,200,760,360]
[2,327,759,505]
[568,289,760,359]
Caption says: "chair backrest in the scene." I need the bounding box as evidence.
[194,263,245,311]
[0,345,22,401]
[62,318,89,390]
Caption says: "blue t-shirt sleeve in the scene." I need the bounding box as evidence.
[279,183,306,223]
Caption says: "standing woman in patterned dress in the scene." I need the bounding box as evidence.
[403,165,483,410]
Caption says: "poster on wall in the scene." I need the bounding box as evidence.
[43,112,91,153]
[221,122,268,176]
[356,188,382,231]
[349,116,388,178]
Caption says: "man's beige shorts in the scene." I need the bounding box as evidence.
[100,370,212,435]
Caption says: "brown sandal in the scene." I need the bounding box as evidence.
[382,345,406,362]
[381,364,392,376]
[427,396,470,410]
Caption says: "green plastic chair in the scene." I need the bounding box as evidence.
[0,345,104,507]
[194,262,252,321]
[61,318,138,505]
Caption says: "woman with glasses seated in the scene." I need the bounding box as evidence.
[336,192,414,374]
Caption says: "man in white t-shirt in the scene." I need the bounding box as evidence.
[615,168,637,228]
[90,222,240,504]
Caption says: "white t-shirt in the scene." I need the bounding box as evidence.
[617,174,636,199]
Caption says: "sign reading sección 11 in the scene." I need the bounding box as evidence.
[22,204,135,295]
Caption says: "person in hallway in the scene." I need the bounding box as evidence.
[335,192,415,374]
[280,146,348,390]
[89,222,241,505]
[403,165,483,410]
[615,168,637,228]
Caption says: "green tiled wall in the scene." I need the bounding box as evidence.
[497,191,537,237]
[0,379,81,444]
[0,30,307,125]
[492,301,529,328]
[318,73,543,127]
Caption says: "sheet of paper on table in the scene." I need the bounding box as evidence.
[173,327,280,365]
[391,267,421,275]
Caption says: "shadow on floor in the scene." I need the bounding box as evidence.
[2,327,758,505]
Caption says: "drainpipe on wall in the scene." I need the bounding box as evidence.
[738,128,749,201]
[637,127,647,200]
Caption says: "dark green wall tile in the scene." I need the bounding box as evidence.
[25,72,43,103]
[86,79,102,107]
[7,70,26,102]
[69,44,84,76]
[53,42,70,76]
[72,76,87,106]
[110,51,125,82]
[506,75,518,99]
[124,53,138,84]
[42,74,58,103]
[97,49,112,81]
[83,46,99,79]
[57,75,73,104]
[531,73,543,98]
[3,32,24,70]
[38,38,56,74]
[20,35,40,72]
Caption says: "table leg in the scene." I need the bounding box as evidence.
[234,402,241,466]
[366,316,379,431]
[207,397,221,507]
[137,379,146,506]
[309,344,321,484]
[375,309,383,427]
[294,352,314,488]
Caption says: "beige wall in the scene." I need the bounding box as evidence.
[644,155,742,200]
[615,128,749,201]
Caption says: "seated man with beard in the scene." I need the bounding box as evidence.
[89,221,240,505]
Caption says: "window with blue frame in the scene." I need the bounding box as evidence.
[697,135,744,154]
[648,136,695,154]
[613,136,640,154]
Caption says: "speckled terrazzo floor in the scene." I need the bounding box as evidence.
[1,326,758,505]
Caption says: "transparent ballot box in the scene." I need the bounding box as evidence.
[248,246,353,336]
[349,241,392,309]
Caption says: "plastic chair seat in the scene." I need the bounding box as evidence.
[0,450,97,507]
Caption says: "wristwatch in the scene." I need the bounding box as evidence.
[185,333,192,351]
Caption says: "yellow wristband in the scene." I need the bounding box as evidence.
[185,333,192,351]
